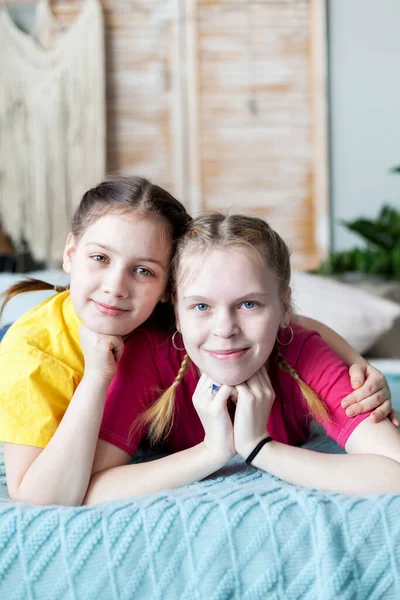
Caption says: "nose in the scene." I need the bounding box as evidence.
[212,308,239,338]
[101,267,129,299]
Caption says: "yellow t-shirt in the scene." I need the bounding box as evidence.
[0,290,83,447]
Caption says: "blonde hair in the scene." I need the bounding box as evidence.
[136,213,329,445]
[134,354,191,442]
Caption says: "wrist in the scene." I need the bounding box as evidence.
[81,373,112,394]
[201,440,235,468]
[354,358,368,368]
[244,436,273,465]
[237,433,269,460]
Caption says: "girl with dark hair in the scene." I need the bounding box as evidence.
[0,176,191,505]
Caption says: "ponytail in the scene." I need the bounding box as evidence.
[0,278,68,321]
[275,348,329,422]
[133,354,191,445]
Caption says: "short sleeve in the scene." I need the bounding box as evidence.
[99,329,162,456]
[293,331,372,448]
[0,349,79,447]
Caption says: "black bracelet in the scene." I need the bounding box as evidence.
[245,436,273,465]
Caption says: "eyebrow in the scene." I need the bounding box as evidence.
[85,243,167,270]
[183,292,269,302]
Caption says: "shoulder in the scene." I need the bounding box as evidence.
[122,326,181,363]
[279,320,353,404]
[112,326,185,393]
[279,322,322,365]
[279,321,352,390]
[0,291,82,375]
[121,326,172,361]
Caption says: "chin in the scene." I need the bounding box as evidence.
[207,370,254,387]
[86,316,133,337]
[205,359,267,387]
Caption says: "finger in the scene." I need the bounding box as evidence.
[235,383,254,408]
[112,338,125,363]
[258,366,273,390]
[246,367,270,396]
[235,383,253,402]
[230,388,238,403]
[341,383,376,408]
[245,375,262,397]
[193,374,213,407]
[348,363,366,389]
[369,399,393,423]
[345,393,390,417]
[214,384,235,407]
[389,409,399,428]
[198,374,215,395]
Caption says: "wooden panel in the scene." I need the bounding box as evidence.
[185,0,329,270]
[49,0,179,194]
[25,0,328,269]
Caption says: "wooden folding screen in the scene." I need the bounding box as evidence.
[11,0,329,269]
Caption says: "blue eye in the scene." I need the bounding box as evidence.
[195,303,209,312]
[135,267,153,276]
[241,301,258,309]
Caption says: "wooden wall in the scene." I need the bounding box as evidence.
[7,0,329,269]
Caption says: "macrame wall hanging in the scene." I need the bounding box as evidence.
[0,0,105,265]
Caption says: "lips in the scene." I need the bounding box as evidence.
[93,301,128,317]
[205,347,250,360]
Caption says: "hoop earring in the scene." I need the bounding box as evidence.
[276,324,294,346]
[172,331,185,351]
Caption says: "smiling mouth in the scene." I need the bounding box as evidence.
[205,348,250,360]
[93,301,128,317]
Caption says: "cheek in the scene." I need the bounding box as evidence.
[179,315,204,349]
[245,310,280,337]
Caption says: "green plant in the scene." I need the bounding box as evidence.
[315,167,400,279]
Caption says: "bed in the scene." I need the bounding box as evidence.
[0,272,400,599]
[0,368,399,599]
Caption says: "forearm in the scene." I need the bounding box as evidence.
[84,443,230,505]
[16,376,110,506]
[251,442,400,494]
[293,315,367,367]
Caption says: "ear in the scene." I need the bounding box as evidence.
[280,287,292,327]
[62,233,77,274]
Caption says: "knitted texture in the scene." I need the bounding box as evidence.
[0,374,399,599]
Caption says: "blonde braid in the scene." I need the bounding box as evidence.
[133,354,191,445]
[275,348,329,422]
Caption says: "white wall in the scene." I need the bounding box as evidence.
[328,0,400,251]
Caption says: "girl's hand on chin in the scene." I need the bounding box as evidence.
[79,324,125,383]
[233,366,275,459]
[192,374,236,463]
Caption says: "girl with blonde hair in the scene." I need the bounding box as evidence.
[80,213,400,504]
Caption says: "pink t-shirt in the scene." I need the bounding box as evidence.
[99,323,370,455]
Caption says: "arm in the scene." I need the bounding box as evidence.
[293,314,396,425]
[233,369,400,494]
[247,418,400,495]
[84,443,228,504]
[5,327,124,506]
[293,314,366,366]
[84,375,236,504]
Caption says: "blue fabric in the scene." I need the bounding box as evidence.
[0,378,399,599]
[0,324,11,341]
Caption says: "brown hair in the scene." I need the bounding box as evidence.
[0,176,192,324]
[137,212,329,445]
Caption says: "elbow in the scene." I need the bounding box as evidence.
[8,483,83,507]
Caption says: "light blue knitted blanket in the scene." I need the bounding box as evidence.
[1,374,400,600]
